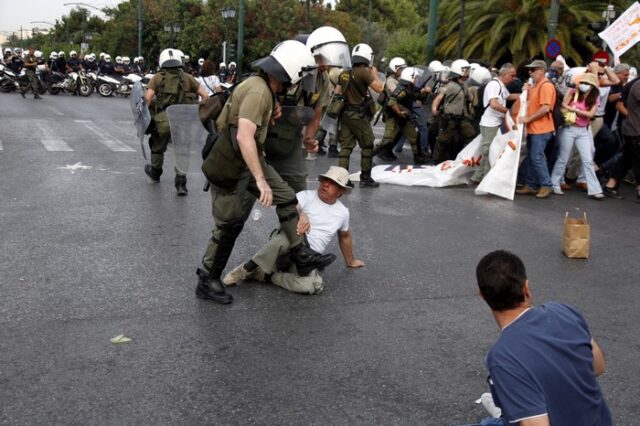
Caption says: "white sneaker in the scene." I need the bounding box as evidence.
[553,186,564,195]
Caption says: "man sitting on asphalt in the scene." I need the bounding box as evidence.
[475,250,611,426]
[223,166,364,294]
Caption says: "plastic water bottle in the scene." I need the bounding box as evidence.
[251,209,262,221]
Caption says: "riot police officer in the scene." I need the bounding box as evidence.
[20,47,41,99]
[334,43,384,187]
[431,59,477,162]
[376,56,406,161]
[144,48,208,195]
[374,67,431,164]
[198,40,335,305]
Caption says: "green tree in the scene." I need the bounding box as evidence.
[435,0,629,66]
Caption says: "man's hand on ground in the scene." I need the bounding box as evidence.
[347,259,365,268]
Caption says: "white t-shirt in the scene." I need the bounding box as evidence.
[297,190,349,254]
[197,75,221,96]
[596,86,610,116]
[480,78,510,127]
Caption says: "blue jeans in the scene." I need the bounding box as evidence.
[522,132,554,188]
[458,417,508,426]
[551,125,603,195]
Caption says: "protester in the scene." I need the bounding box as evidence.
[470,63,517,184]
[223,166,363,294]
[550,73,605,199]
[476,250,612,425]
[196,60,222,96]
[516,60,556,199]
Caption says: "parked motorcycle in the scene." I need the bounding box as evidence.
[47,70,92,97]
[94,73,121,97]
[116,72,154,97]
[0,64,47,94]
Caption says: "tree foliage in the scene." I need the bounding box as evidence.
[7,0,640,70]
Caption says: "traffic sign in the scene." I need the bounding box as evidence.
[545,38,562,59]
[592,50,611,65]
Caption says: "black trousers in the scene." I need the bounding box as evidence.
[611,135,640,184]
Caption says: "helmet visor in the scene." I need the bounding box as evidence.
[314,42,351,69]
[299,67,318,93]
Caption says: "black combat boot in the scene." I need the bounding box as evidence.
[144,164,162,182]
[196,268,233,304]
[289,244,337,276]
[328,145,339,158]
[359,172,379,188]
[175,175,188,196]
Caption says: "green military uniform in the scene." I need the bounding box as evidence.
[264,71,331,192]
[375,80,429,163]
[21,53,39,97]
[432,78,477,163]
[337,66,376,175]
[147,69,200,175]
[200,74,305,279]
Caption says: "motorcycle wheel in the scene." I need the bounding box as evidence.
[48,85,61,95]
[98,83,113,97]
[78,83,92,97]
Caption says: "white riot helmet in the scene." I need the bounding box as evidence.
[450,59,471,78]
[428,60,444,73]
[306,26,351,69]
[104,54,112,62]
[123,56,131,65]
[87,53,96,62]
[158,48,184,68]
[4,48,11,55]
[58,51,65,57]
[229,61,236,68]
[99,52,105,60]
[50,52,58,59]
[399,66,422,84]
[219,62,226,69]
[115,55,122,64]
[469,66,491,86]
[70,50,77,58]
[14,48,22,55]
[138,56,144,64]
[34,50,43,59]
[198,58,204,66]
[183,55,190,63]
[389,57,407,73]
[351,43,374,66]
[252,40,317,89]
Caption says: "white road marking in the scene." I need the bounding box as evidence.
[58,162,92,173]
[0,139,3,151]
[35,120,73,151]
[75,120,135,152]
[41,139,74,151]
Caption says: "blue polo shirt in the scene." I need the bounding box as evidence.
[486,302,611,425]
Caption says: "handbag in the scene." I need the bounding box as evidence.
[560,90,580,126]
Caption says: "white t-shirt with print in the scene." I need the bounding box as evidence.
[480,78,510,127]
[197,75,221,96]
[297,190,349,254]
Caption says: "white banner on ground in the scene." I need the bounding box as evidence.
[598,2,640,61]
[475,91,528,200]
[369,135,482,187]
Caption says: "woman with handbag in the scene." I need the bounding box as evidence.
[550,73,605,199]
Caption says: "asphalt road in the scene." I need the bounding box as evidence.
[1,91,639,425]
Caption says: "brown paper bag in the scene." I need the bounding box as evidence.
[562,212,590,258]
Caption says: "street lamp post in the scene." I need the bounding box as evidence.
[163,23,181,47]
[298,0,311,32]
[237,0,245,76]
[221,5,236,65]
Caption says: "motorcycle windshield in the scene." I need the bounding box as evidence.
[166,104,209,174]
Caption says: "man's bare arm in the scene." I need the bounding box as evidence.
[592,338,606,377]
[338,230,364,268]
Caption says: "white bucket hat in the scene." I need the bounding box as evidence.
[318,166,351,193]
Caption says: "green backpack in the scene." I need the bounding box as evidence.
[152,69,196,135]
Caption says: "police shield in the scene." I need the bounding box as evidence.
[130,81,151,160]
[414,66,434,89]
[165,104,209,175]
[320,111,339,136]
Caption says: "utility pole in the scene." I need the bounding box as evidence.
[426,0,439,62]
[237,0,245,75]
[367,0,372,45]
[137,0,143,58]
[548,0,560,41]
[456,0,465,58]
